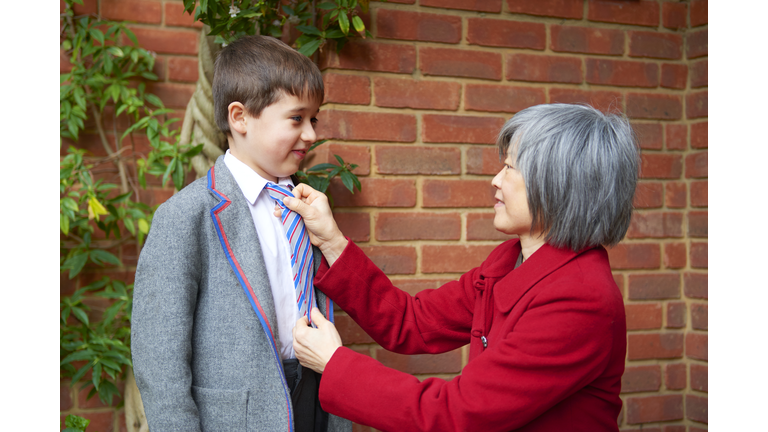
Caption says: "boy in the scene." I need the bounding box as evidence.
[131,35,351,432]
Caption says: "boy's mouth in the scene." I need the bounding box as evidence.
[292,149,307,159]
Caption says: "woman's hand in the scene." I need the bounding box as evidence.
[293,308,342,374]
[283,183,348,265]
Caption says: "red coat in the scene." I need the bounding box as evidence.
[314,239,626,432]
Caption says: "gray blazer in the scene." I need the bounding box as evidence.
[132,156,351,432]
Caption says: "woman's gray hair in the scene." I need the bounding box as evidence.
[496,104,640,252]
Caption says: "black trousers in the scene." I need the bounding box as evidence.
[283,358,329,432]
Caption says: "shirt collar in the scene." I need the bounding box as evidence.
[223,150,294,205]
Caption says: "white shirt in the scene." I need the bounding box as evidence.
[224,150,315,359]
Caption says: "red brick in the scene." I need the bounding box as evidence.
[687,211,708,238]
[625,303,662,330]
[632,123,662,150]
[550,25,623,55]
[164,2,203,28]
[608,243,660,270]
[640,154,682,179]
[144,82,195,108]
[629,31,683,60]
[423,179,496,208]
[61,384,73,411]
[506,53,582,83]
[613,273,625,297]
[376,146,460,175]
[507,0,583,19]
[151,56,167,80]
[102,0,161,24]
[465,84,545,113]
[422,245,498,273]
[394,278,455,296]
[687,29,708,59]
[467,212,513,241]
[373,77,460,110]
[621,365,661,393]
[660,63,687,89]
[329,178,415,208]
[586,59,658,88]
[628,273,680,300]
[324,73,371,105]
[665,124,687,151]
[60,48,73,74]
[686,394,708,423]
[690,0,708,27]
[666,301,686,329]
[317,110,416,142]
[126,26,198,55]
[467,19,545,49]
[685,151,707,179]
[684,272,707,299]
[627,212,683,239]
[359,245,417,274]
[421,0,501,13]
[375,212,461,241]
[61,272,77,296]
[588,0,660,27]
[686,332,707,361]
[423,114,506,144]
[387,0,415,3]
[626,395,683,424]
[665,182,686,208]
[662,2,688,29]
[421,47,502,80]
[376,348,462,374]
[548,88,623,112]
[334,212,370,242]
[376,9,462,44]
[335,314,374,344]
[663,426,686,432]
[628,333,684,360]
[690,59,707,88]
[686,90,708,119]
[690,303,707,330]
[78,384,111,408]
[320,41,416,74]
[690,364,708,392]
[467,147,504,175]
[304,143,371,176]
[690,122,707,149]
[167,57,198,83]
[665,362,687,390]
[633,182,663,209]
[627,93,683,120]
[663,242,686,269]
[690,181,707,207]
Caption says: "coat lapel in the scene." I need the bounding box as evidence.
[206,157,281,350]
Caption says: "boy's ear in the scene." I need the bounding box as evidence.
[228,102,248,135]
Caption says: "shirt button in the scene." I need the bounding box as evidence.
[481,336,488,348]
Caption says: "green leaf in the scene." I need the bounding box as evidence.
[297,38,322,57]
[334,154,345,165]
[324,29,344,39]
[61,214,70,235]
[297,25,322,36]
[138,218,150,234]
[64,252,89,279]
[90,249,122,266]
[173,159,185,191]
[184,143,204,158]
[108,46,124,57]
[338,11,350,35]
[307,163,338,172]
[141,71,159,81]
[340,170,356,193]
[71,306,89,325]
[317,2,337,10]
[309,139,327,152]
[145,93,164,108]
[64,414,90,430]
[89,28,105,45]
[352,15,365,36]
[92,362,102,390]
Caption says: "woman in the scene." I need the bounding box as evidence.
[284,104,640,431]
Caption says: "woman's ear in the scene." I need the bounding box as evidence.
[228,102,248,135]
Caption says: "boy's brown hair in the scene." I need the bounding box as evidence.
[212,35,324,134]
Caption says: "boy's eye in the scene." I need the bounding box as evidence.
[291,116,302,122]
[310,117,318,126]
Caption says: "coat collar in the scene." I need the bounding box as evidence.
[482,240,588,312]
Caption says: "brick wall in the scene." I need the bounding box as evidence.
[60,1,707,430]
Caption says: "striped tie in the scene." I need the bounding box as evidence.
[265,182,315,325]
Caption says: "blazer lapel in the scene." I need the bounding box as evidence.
[206,157,281,347]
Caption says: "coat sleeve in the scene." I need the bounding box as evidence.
[314,241,476,354]
[316,243,621,432]
[131,199,203,431]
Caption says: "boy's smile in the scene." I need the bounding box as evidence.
[230,93,320,182]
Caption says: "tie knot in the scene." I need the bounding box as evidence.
[265,182,295,205]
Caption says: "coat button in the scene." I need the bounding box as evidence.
[481,336,488,348]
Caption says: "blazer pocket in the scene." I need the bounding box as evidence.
[191,385,249,432]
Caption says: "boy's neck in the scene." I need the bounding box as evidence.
[227,142,279,183]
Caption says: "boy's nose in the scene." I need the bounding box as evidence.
[302,123,317,143]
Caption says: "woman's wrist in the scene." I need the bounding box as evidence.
[319,234,348,267]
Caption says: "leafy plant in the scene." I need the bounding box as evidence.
[63,414,90,432]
